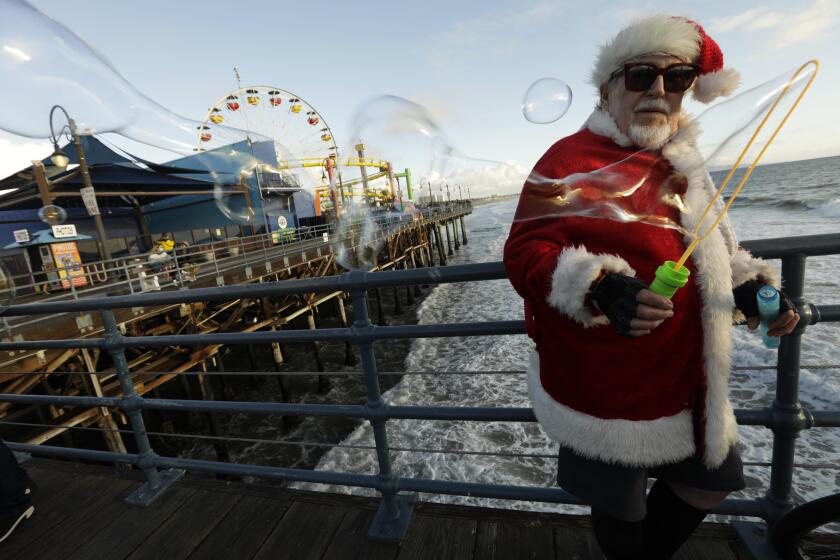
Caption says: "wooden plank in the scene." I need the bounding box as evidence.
[6,473,127,558]
[0,466,87,553]
[254,501,348,560]
[64,486,197,560]
[189,496,290,560]
[674,537,740,560]
[125,489,240,559]
[27,476,145,559]
[475,520,555,560]
[398,515,477,560]
[321,508,400,560]
[554,525,605,560]
[16,477,136,560]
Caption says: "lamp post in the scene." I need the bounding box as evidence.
[457,184,463,203]
[445,183,451,204]
[425,180,433,207]
[49,105,111,262]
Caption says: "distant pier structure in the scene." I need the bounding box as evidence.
[0,133,472,456]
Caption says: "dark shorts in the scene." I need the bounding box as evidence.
[557,445,746,522]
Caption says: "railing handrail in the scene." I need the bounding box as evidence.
[1,228,835,544]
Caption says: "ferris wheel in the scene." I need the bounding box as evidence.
[195,85,337,171]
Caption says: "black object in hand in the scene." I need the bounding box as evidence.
[733,280,795,319]
[588,273,648,336]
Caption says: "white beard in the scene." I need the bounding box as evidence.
[627,122,673,149]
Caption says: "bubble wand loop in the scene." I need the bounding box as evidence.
[649,60,820,298]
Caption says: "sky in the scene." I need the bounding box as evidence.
[1,0,838,196]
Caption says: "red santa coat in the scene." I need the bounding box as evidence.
[504,109,776,468]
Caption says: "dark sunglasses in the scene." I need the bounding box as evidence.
[610,63,700,93]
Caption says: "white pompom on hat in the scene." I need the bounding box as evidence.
[591,15,740,103]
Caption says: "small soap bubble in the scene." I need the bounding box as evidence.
[522,78,573,124]
[38,204,67,226]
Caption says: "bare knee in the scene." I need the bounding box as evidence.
[666,481,729,510]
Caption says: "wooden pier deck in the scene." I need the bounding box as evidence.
[5,458,752,560]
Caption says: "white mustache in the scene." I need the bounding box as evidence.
[634,100,671,114]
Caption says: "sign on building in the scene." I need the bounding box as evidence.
[50,241,87,289]
[12,229,29,243]
[52,224,78,239]
[80,186,100,216]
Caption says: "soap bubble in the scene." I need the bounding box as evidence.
[0,262,16,307]
[522,78,573,124]
[0,0,251,153]
[38,204,67,226]
[513,62,819,246]
[332,199,384,271]
[330,95,526,268]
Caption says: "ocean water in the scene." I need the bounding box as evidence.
[296,155,840,519]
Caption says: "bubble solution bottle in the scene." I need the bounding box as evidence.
[757,285,781,349]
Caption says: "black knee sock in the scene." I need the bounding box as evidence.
[591,507,646,560]
[644,480,710,559]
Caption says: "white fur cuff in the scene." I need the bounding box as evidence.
[731,248,779,289]
[547,245,635,327]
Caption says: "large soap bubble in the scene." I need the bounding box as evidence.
[513,62,820,254]
[0,0,256,155]
[330,95,526,269]
[522,78,573,124]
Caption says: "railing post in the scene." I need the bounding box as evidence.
[99,308,184,505]
[734,253,812,557]
[347,271,414,542]
[767,254,810,519]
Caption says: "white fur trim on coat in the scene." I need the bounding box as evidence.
[527,351,696,466]
[731,248,779,289]
[662,114,740,468]
[693,68,741,103]
[583,110,633,147]
[591,15,700,87]
[547,245,635,327]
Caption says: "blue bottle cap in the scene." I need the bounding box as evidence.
[757,285,779,301]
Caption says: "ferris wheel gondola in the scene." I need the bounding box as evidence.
[197,86,336,166]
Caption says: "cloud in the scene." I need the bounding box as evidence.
[0,137,50,180]
[711,0,840,49]
[428,160,527,198]
[423,0,564,67]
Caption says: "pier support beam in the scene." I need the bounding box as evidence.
[409,251,422,297]
[460,216,468,245]
[269,326,288,401]
[453,219,460,250]
[80,348,127,458]
[435,225,447,265]
[337,296,356,366]
[445,221,453,256]
[306,311,329,393]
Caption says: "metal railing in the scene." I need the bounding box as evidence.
[0,230,835,550]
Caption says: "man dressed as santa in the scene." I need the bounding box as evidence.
[503,15,800,560]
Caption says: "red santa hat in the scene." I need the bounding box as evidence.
[590,15,740,103]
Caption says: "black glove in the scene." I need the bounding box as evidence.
[588,273,648,337]
[732,280,794,319]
